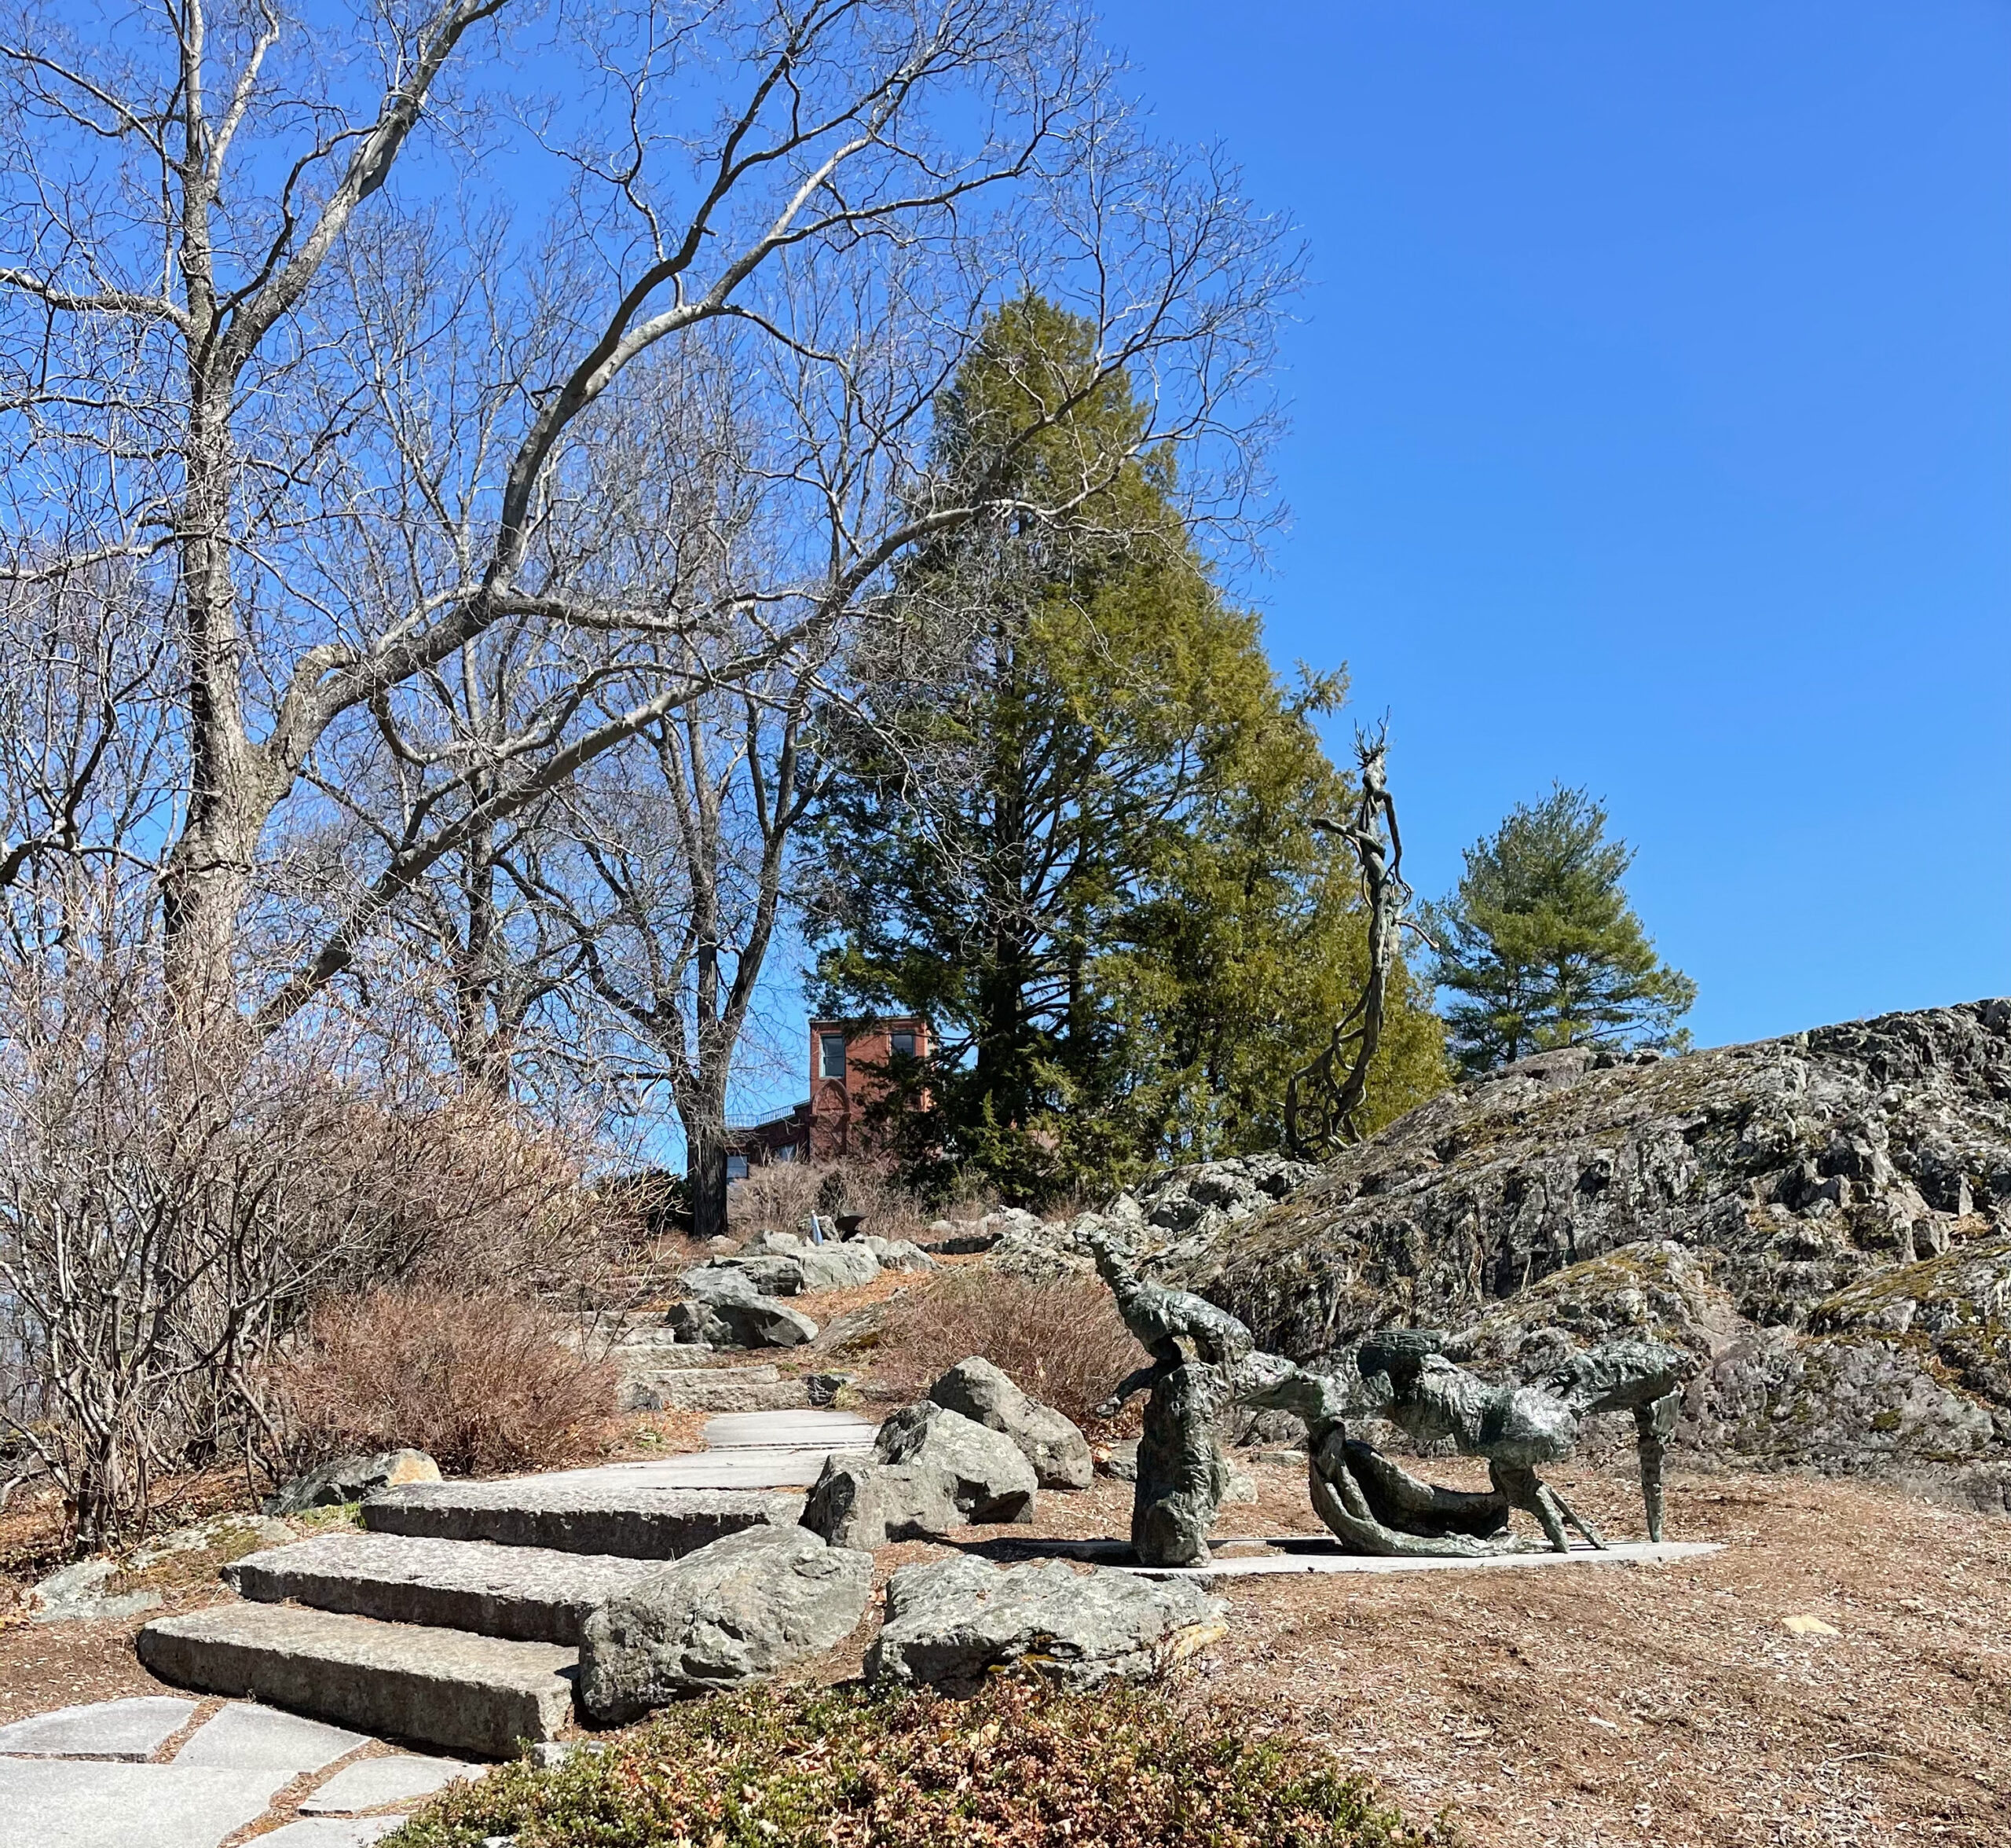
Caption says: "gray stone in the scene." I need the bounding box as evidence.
[928,1357,1093,1490]
[679,1261,764,1304]
[806,1370,855,1407]
[173,1703,365,1773]
[0,1758,291,1848]
[266,1450,441,1516]
[363,1473,803,1558]
[620,1368,804,1414]
[300,1754,484,1813]
[252,1821,411,1847]
[866,1556,1227,1696]
[24,1517,297,1622]
[23,1556,163,1624]
[797,1241,882,1292]
[0,1694,196,1758]
[137,1604,576,1758]
[668,1290,817,1349]
[226,1531,665,1644]
[131,1513,297,1566]
[603,1330,716,1364]
[798,1452,964,1547]
[874,1402,1037,1523]
[580,1525,874,1722]
[854,1236,937,1272]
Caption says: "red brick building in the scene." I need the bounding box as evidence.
[726,1016,931,1175]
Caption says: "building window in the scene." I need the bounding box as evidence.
[725,1153,749,1182]
[774,1142,797,1163]
[889,1030,915,1060]
[819,1032,847,1080]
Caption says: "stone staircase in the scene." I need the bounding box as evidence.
[135,1412,879,1758]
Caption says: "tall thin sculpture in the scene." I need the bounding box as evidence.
[1286,726,1412,1157]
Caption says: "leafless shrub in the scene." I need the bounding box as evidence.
[0,947,618,1549]
[269,1288,618,1479]
[871,1270,1148,1428]
[727,1158,936,1244]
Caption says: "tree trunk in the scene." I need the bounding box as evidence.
[685,1114,729,1245]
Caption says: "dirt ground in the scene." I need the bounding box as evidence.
[8,1261,2008,1848]
[9,1458,2002,1848]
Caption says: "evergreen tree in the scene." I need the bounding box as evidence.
[1426,786,1695,1074]
[808,297,1445,1201]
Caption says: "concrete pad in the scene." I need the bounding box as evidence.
[701,1410,880,1450]
[0,1758,289,1848]
[301,1753,485,1813]
[364,1472,806,1554]
[172,1702,365,1773]
[138,1604,576,1758]
[0,1694,196,1759]
[251,1820,409,1846]
[229,1531,664,1644]
[1093,1538,1723,1586]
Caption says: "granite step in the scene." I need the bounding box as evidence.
[617,1366,810,1414]
[362,1472,806,1557]
[137,1604,575,1758]
[225,1531,666,1645]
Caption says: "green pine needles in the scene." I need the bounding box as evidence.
[1425,785,1696,1076]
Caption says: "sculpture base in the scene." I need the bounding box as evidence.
[1113,1538,1721,1586]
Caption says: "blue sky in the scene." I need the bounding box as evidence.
[1090,0,2010,1052]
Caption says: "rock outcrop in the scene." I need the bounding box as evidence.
[866,1556,1227,1696]
[987,1153,1319,1282]
[1168,1001,2011,1502]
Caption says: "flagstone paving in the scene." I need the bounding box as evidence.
[0,1696,485,1848]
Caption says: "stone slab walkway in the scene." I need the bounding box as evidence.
[0,1693,485,1847]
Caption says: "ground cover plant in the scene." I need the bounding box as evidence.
[387,1678,1445,1848]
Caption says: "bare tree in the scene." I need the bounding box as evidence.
[1,0,1289,1033]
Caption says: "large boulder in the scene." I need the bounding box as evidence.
[927,1357,1093,1490]
[683,1242,881,1300]
[799,1452,964,1547]
[1174,1001,2011,1492]
[795,1241,882,1292]
[265,1449,440,1515]
[873,1402,1037,1524]
[866,1556,1227,1696]
[579,1525,874,1720]
[668,1289,818,1350]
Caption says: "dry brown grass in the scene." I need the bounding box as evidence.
[269,1288,618,1477]
[867,1269,1148,1428]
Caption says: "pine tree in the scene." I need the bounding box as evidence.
[808,297,1445,1201]
[1426,786,1695,1074]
